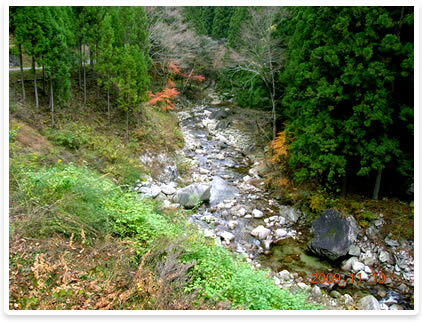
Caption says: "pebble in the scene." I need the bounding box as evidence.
[252,209,264,218]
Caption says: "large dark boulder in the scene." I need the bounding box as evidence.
[307,209,358,261]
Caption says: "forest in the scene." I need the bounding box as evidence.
[9,6,414,311]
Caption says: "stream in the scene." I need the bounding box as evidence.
[137,95,414,310]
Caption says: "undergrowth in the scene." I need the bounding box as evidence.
[9,158,318,310]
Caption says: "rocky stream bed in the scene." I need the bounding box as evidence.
[134,93,414,310]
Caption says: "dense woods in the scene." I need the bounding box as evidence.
[9,6,414,311]
[10,6,413,199]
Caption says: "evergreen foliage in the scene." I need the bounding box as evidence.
[279,7,413,195]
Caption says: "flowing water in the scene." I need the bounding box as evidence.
[171,101,413,310]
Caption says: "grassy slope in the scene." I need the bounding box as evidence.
[9,70,317,310]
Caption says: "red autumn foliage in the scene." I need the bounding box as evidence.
[148,87,180,111]
[167,61,205,82]
[167,61,181,75]
[149,62,205,111]
[167,78,176,87]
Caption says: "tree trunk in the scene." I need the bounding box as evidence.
[78,42,82,88]
[18,44,25,102]
[83,62,87,105]
[126,108,129,143]
[372,168,382,200]
[271,95,276,140]
[50,79,55,128]
[32,56,39,110]
[107,87,110,127]
[342,173,348,198]
[42,63,45,94]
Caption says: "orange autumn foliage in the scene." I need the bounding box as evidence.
[148,87,180,111]
[270,131,289,163]
[167,78,176,87]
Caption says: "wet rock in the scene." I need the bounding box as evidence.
[210,176,239,206]
[251,225,271,240]
[252,209,264,218]
[173,183,211,208]
[307,209,358,261]
[279,205,302,223]
[360,295,380,310]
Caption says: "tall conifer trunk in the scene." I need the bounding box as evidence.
[50,79,55,128]
[83,60,87,105]
[32,56,39,110]
[372,169,382,200]
[107,86,110,127]
[18,44,25,102]
[78,42,82,88]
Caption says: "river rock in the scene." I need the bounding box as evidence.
[311,285,321,298]
[279,270,292,281]
[235,208,245,217]
[160,184,176,195]
[360,295,380,310]
[173,183,211,208]
[279,205,302,223]
[297,282,311,291]
[385,237,400,247]
[330,290,342,299]
[348,245,361,256]
[341,294,354,306]
[210,109,228,120]
[219,231,235,243]
[352,261,365,272]
[379,250,393,264]
[307,209,358,261]
[251,225,271,240]
[275,229,288,238]
[389,304,404,310]
[357,270,369,280]
[252,209,264,218]
[210,176,239,206]
[263,239,272,251]
[228,220,238,230]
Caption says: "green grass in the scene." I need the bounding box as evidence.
[10,158,318,310]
